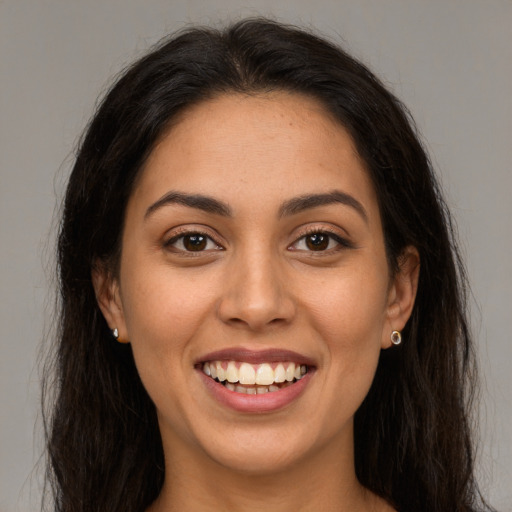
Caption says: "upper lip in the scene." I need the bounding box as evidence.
[196,347,316,366]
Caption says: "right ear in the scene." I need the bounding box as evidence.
[92,262,129,343]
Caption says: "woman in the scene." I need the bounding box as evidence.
[44,18,494,512]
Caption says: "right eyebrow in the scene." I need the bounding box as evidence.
[144,191,232,220]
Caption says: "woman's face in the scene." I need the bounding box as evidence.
[97,92,417,475]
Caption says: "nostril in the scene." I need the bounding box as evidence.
[225,315,290,330]
[226,317,248,326]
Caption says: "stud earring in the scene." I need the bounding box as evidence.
[390,330,402,345]
[112,327,130,344]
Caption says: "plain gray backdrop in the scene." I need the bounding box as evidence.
[1,1,511,510]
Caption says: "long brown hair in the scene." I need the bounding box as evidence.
[44,18,494,512]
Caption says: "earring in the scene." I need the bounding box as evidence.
[390,330,402,346]
[112,327,130,344]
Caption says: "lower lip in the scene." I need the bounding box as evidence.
[198,369,313,413]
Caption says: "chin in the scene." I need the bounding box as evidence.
[208,445,305,476]
[195,419,337,478]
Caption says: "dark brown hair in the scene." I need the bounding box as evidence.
[44,18,494,512]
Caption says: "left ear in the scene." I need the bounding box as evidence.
[382,246,420,349]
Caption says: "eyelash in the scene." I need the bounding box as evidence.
[164,229,223,254]
[164,226,353,256]
[290,228,354,253]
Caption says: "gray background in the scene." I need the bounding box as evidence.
[1,1,510,510]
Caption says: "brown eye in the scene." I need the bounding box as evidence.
[182,234,207,251]
[290,230,351,253]
[166,232,222,253]
[305,233,330,251]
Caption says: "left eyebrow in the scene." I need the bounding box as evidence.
[278,190,368,224]
[144,191,232,220]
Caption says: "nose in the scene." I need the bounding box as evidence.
[217,249,295,331]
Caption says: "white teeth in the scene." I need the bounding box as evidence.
[223,381,286,394]
[226,361,238,383]
[274,363,286,383]
[255,363,274,385]
[202,360,309,390]
[216,362,226,382]
[239,362,256,385]
[285,363,295,382]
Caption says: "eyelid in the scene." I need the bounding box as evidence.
[289,225,354,251]
[163,225,225,251]
[162,223,353,254]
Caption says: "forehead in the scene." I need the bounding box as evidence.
[130,92,378,219]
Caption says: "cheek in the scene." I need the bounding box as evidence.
[305,266,389,342]
[118,266,220,398]
[315,276,387,415]
[119,268,220,424]
[121,261,218,338]
[302,264,389,391]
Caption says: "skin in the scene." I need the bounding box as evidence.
[94,92,419,511]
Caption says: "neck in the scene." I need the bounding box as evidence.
[148,426,389,512]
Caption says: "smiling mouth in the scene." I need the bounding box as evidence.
[201,361,308,394]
